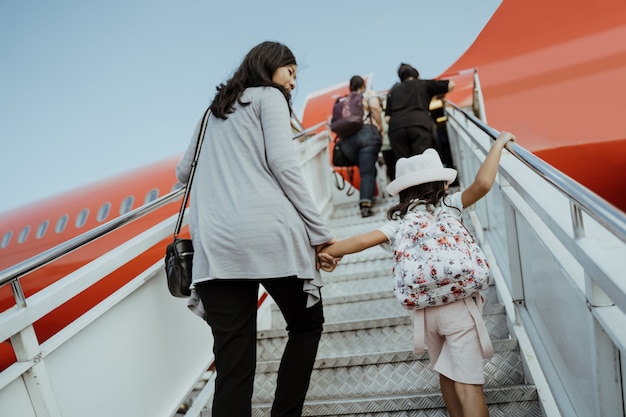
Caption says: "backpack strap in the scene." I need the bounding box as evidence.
[410,309,426,356]
[464,295,494,358]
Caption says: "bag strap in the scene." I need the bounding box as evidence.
[332,167,356,197]
[173,107,211,237]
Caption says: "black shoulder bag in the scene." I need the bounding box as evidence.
[332,136,356,167]
[164,108,211,297]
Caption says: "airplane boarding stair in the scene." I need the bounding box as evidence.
[186,93,626,416]
[2,89,625,417]
[195,200,541,416]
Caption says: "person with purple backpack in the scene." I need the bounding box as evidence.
[331,75,384,217]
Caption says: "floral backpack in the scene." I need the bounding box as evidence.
[392,207,490,310]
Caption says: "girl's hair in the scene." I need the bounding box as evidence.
[387,181,459,220]
[397,63,419,82]
[210,41,296,119]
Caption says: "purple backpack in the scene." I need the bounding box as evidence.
[330,91,364,138]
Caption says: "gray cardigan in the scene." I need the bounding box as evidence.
[176,87,333,310]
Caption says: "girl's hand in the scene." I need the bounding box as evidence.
[496,131,516,148]
[318,252,339,272]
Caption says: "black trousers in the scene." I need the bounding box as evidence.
[195,278,324,417]
[389,124,438,159]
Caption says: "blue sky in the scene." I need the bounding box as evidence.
[0,0,501,213]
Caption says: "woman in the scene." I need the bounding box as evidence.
[176,41,335,417]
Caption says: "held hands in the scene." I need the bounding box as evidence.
[315,241,342,272]
[318,252,340,272]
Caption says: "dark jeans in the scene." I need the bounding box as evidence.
[340,124,382,205]
[389,124,438,159]
[195,278,324,417]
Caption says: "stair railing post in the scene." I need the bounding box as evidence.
[11,325,62,417]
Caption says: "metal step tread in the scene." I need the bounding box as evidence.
[320,261,393,282]
[250,385,541,416]
[270,298,509,338]
[262,302,506,340]
[253,340,524,398]
[259,339,519,370]
[271,291,504,313]
[320,275,395,297]
[321,294,502,315]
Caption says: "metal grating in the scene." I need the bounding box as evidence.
[252,346,524,403]
[249,386,541,416]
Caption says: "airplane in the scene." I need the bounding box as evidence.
[1,0,625,375]
[0,156,184,370]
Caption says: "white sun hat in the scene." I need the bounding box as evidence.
[385,149,457,196]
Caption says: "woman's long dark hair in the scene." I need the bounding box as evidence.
[210,41,296,120]
[387,181,458,220]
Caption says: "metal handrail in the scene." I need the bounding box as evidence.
[292,121,328,141]
[0,126,329,300]
[446,101,626,243]
[0,188,184,291]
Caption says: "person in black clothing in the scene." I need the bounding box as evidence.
[385,63,455,160]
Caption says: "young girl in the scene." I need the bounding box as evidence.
[319,131,516,417]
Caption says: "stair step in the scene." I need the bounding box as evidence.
[252,341,523,404]
[273,284,502,324]
[273,292,407,324]
[267,297,509,352]
[259,312,509,361]
[249,385,541,416]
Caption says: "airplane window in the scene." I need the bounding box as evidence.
[56,215,68,233]
[75,209,89,228]
[144,189,159,205]
[97,202,111,222]
[171,183,183,192]
[18,225,30,244]
[36,220,49,239]
[120,196,134,215]
[1,231,12,249]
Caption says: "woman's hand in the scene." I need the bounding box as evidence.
[318,252,340,272]
[315,240,342,271]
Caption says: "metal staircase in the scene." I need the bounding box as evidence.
[161,104,626,416]
[201,199,542,416]
[4,92,624,416]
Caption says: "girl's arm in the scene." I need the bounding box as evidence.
[461,131,516,208]
[318,230,388,272]
[322,230,389,258]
